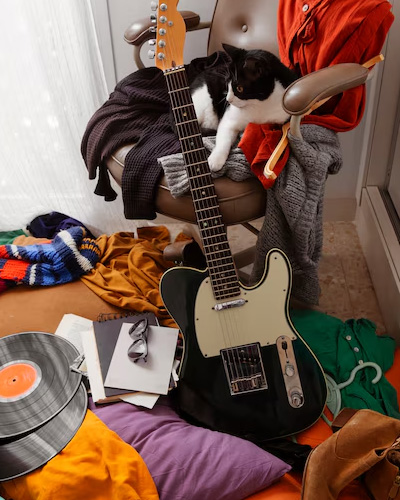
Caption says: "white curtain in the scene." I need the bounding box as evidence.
[0,0,144,235]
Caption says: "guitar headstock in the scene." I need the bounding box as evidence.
[149,1,186,71]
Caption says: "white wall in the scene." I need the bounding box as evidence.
[95,0,375,221]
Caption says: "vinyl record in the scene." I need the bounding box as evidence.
[0,382,87,481]
[0,332,82,438]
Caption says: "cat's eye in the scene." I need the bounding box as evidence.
[236,85,244,93]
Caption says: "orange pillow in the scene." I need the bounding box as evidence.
[0,410,159,500]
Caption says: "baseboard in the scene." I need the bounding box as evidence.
[323,197,357,222]
[356,187,400,342]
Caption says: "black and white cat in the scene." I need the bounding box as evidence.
[190,44,297,172]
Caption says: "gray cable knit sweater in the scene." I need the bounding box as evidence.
[158,136,254,197]
[160,124,342,304]
[250,125,342,304]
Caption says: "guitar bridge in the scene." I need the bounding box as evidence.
[221,343,268,395]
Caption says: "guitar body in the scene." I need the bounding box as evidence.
[160,249,327,440]
[153,3,326,440]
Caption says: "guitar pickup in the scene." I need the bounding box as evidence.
[221,343,268,396]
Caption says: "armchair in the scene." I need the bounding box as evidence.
[100,0,390,273]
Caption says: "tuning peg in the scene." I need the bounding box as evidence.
[148,50,155,59]
[159,3,168,11]
[150,1,158,11]
[149,26,157,33]
[148,39,156,46]
[150,14,157,23]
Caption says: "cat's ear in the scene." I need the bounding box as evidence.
[222,43,240,60]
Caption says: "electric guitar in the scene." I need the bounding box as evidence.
[155,0,327,440]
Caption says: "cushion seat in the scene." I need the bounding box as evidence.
[106,144,267,225]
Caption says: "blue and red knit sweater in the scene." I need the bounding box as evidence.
[0,226,101,290]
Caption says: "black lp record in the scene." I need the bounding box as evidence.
[0,332,82,438]
[0,383,87,481]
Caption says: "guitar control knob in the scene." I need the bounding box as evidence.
[285,364,295,377]
[148,50,155,59]
[290,391,304,408]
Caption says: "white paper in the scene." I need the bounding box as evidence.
[121,392,160,409]
[55,313,93,371]
[104,324,179,395]
[81,325,107,403]
[55,313,92,354]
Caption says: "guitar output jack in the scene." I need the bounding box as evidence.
[290,390,304,408]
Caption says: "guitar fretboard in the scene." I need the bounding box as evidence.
[164,67,240,301]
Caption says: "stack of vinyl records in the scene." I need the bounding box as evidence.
[0,332,87,481]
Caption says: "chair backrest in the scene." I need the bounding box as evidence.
[207,0,279,57]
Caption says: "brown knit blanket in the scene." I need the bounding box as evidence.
[81,52,230,220]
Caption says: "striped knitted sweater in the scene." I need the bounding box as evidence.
[0,227,101,289]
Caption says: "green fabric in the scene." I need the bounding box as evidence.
[0,229,25,245]
[291,309,400,419]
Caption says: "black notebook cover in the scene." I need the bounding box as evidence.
[94,312,158,398]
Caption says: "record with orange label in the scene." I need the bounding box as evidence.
[0,332,82,439]
[0,382,87,481]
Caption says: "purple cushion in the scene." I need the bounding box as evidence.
[90,397,291,500]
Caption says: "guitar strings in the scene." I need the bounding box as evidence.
[161,52,247,383]
[168,67,247,385]
[160,25,252,385]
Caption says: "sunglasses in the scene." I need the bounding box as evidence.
[127,317,149,363]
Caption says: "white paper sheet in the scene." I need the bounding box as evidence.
[104,324,179,395]
[54,313,93,371]
[121,392,160,409]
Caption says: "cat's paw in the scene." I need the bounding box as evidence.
[208,150,227,172]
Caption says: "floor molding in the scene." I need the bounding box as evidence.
[323,197,357,222]
[356,187,400,342]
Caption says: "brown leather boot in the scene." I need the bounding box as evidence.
[301,409,400,500]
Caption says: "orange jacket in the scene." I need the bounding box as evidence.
[239,0,394,188]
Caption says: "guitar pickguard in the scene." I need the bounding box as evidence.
[194,250,296,358]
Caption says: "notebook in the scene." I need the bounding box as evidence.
[104,323,179,395]
[83,312,158,404]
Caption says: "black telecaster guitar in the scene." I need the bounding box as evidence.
[155,0,327,440]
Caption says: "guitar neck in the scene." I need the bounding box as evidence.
[164,67,240,301]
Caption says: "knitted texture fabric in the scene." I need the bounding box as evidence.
[81,52,230,220]
[0,227,101,288]
[250,124,342,305]
[27,211,95,239]
[158,136,254,197]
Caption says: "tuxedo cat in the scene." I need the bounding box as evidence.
[190,44,297,172]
